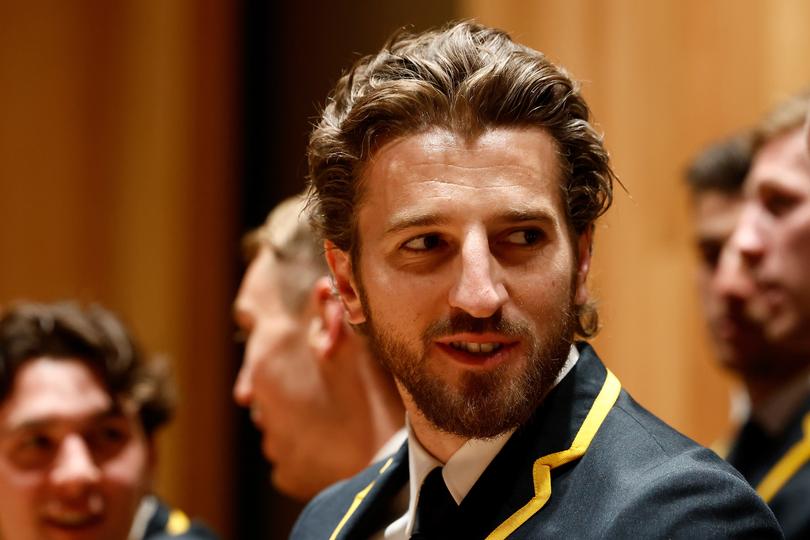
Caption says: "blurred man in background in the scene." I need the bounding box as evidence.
[233,193,405,502]
[686,134,770,387]
[0,301,218,540]
[705,91,810,539]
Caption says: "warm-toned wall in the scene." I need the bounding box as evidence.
[0,1,236,535]
[459,0,810,444]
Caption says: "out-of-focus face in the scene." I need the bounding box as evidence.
[233,247,344,500]
[329,127,589,439]
[693,190,769,372]
[0,358,151,540]
[729,126,810,356]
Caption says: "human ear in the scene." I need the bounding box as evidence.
[324,240,366,324]
[307,276,345,360]
[574,225,594,306]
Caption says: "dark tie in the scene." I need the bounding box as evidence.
[411,467,459,539]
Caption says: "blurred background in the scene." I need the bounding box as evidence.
[1,0,808,537]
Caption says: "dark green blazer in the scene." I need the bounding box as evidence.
[291,343,782,539]
[727,395,810,540]
[144,499,219,539]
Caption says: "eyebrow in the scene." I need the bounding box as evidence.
[1,405,125,436]
[384,208,556,236]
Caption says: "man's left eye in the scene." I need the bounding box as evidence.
[402,234,443,251]
[505,230,543,245]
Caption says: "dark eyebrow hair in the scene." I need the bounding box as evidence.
[384,208,556,236]
[384,214,450,236]
[1,404,126,436]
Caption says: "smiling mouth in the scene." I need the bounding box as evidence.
[42,510,103,529]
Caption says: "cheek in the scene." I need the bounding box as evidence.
[102,441,151,491]
[0,471,39,520]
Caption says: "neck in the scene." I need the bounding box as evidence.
[357,349,406,453]
[742,362,810,410]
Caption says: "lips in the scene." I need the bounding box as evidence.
[41,497,104,530]
[435,334,518,367]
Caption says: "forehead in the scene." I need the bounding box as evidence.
[358,127,564,228]
[0,357,113,431]
[693,190,742,238]
[235,247,285,316]
[748,127,810,192]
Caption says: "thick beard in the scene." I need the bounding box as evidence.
[359,290,576,439]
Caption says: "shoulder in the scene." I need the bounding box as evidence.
[144,499,220,540]
[290,460,387,540]
[588,392,782,538]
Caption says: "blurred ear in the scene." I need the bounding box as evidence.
[574,225,594,306]
[307,276,345,361]
[324,241,366,324]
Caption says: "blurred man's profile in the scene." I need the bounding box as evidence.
[233,194,405,501]
[714,90,810,539]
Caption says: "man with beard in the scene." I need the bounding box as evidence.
[291,21,781,539]
[715,91,810,539]
[0,301,218,540]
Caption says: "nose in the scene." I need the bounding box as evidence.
[233,354,255,407]
[729,204,767,270]
[713,242,757,302]
[50,435,101,496]
[448,227,508,318]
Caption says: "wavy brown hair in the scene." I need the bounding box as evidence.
[0,301,174,436]
[307,21,615,337]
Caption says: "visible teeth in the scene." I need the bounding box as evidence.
[450,342,502,354]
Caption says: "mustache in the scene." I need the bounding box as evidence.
[422,310,531,340]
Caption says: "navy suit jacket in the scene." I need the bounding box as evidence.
[291,343,782,539]
[726,395,810,540]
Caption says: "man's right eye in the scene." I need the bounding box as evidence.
[10,434,56,469]
[402,234,443,251]
[699,243,722,269]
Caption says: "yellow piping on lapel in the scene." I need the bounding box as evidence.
[756,412,810,503]
[329,456,395,540]
[485,368,621,540]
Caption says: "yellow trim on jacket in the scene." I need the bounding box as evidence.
[328,457,395,540]
[485,368,621,539]
[166,509,191,535]
[756,412,810,503]
[326,369,621,540]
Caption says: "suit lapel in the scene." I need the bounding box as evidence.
[457,344,617,538]
[330,443,409,540]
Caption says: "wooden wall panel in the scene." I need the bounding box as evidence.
[459,0,810,445]
[0,1,236,535]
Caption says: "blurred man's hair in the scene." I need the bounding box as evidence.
[242,193,329,314]
[0,301,174,436]
[685,134,752,195]
[752,88,810,152]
